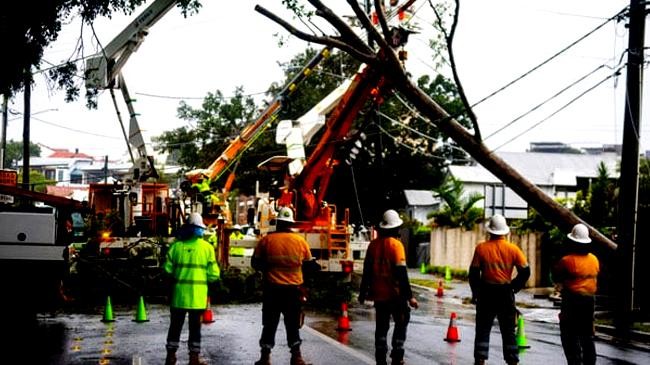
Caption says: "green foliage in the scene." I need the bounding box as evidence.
[640,158,650,213]
[211,267,262,304]
[421,265,468,280]
[153,87,263,192]
[429,174,484,230]
[17,169,55,193]
[3,0,201,99]
[3,139,41,168]
[585,162,617,234]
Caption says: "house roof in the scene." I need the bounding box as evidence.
[22,156,94,167]
[449,152,619,186]
[404,189,439,206]
[48,148,92,159]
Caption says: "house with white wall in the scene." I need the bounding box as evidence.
[403,189,440,224]
[448,151,619,219]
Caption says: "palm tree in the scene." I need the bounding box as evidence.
[429,175,484,230]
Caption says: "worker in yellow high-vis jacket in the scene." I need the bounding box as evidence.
[164,212,220,365]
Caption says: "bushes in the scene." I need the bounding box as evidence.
[420,265,468,280]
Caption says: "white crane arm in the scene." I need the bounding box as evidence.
[85,0,178,89]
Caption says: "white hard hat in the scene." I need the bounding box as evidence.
[567,223,591,244]
[379,209,403,229]
[188,212,206,228]
[276,207,295,223]
[485,214,510,235]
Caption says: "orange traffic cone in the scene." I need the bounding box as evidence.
[436,280,444,297]
[202,296,215,324]
[336,302,352,331]
[444,312,461,342]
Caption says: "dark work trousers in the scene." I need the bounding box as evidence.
[166,308,203,353]
[560,292,596,365]
[259,284,303,350]
[374,299,411,364]
[474,284,518,364]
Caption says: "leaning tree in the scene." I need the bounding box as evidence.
[255,0,617,251]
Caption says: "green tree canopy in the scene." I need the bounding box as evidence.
[4,140,41,168]
[1,0,200,96]
[17,170,55,193]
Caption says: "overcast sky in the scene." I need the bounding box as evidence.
[5,0,645,163]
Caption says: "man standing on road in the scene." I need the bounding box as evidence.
[469,214,530,365]
[553,223,600,365]
[359,209,419,365]
[164,212,221,365]
[252,207,315,365]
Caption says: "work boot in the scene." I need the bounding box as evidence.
[254,348,271,365]
[390,349,405,365]
[164,350,177,365]
[188,352,207,365]
[375,350,388,365]
[290,346,311,365]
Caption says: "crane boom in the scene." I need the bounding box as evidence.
[85,0,178,89]
[185,47,333,185]
[84,0,178,181]
[287,65,386,220]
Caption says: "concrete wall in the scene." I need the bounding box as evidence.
[429,225,542,287]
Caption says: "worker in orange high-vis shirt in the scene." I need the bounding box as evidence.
[469,214,530,365]
[359,209,418,365]
[553,223,600,365]
[252,207,317,365]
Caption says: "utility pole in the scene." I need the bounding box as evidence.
[616,0,645,338]
[1,93,8,169]
[104,155,109,183]
[22,70,31,190]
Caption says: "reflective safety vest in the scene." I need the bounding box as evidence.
[164,236,220,309]
[192,178,211,193]
[205,231,218,247]
[229,231,246,256]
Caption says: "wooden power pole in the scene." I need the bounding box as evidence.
[616,0,645,337]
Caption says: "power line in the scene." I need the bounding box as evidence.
[493,66,623,151]
[134,90,267,101]
[484,64,608,141]
[471,6,627,108]
[30,116,121,139]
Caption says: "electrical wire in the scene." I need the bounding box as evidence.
[471,6,628,109]
[134,90,268,101]
[349,164,366,227]
[493,66,624,151]
[30,115,122,139]
[484,64,607,141]
[375,123,446,161]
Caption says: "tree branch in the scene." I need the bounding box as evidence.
[307,0,372,53]
[430,0,481,140]
[345,0,392,52]
[254,5,376,64]
[374,0,392,41]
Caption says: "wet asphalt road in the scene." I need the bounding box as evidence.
[16,280,650,364]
